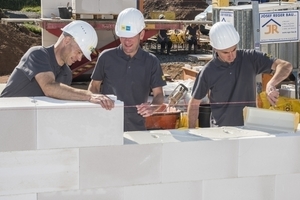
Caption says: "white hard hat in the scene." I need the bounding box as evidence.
[159,14,165,19]
[61,20,98,61]
[209,22,240,50]
[115,8,145,38]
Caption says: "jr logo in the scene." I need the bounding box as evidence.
[264,24,279,34]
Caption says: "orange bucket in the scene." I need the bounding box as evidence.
[145,111,181,130]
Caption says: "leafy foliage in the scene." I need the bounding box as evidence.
[0,0,40,10]
[24,22,41,35]
[21,6,41,13]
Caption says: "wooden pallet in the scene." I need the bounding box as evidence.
[72,13,118,20]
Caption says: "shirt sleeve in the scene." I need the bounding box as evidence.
[249,50,275,74]
[18,47,52,81]
[192,66,210,100]
[150,56,167,89]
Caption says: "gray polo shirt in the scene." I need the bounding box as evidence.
[192,49,275,126]
[1,45,72,97]
[91,45,166,131]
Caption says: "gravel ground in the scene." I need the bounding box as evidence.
[156,51,197,63]
[154,48,210,65]
[149,45,210,64]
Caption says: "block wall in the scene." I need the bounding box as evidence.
[1,95,300,200]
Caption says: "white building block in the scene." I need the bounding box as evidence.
[124,129,204,144]
[124,127,274,145]
[79,144,162,188]
[0,97,36,152]
[0,149,79,196]
[275,173,300,200]
[72,0,137,15]
[35,97,124,149]
[203,176,275,200]
[161,140,238,183]
[38,187,123,200]
[124,181,203,200]
[0,193,37,200]
[243,107,299,133]
[41,0,70,18]
[0,84,6,94]
[238,136,300,177]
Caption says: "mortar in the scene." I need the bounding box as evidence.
[145,110,181,130]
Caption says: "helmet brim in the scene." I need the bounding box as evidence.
[116,31,139,38]
[82,50,92,61]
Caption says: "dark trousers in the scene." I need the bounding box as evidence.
[187,36,197,53]
[158,37,172,54]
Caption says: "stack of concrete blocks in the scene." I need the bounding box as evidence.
[1,96,300,200]
[279,84,296,98]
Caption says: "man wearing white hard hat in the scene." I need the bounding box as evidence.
[89,8,166,132]
[187,22,292,128]
[157,14,172,55]
[1,20,114,109]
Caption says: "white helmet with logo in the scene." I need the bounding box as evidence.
[61,20,98,61]
[209,22,240,50]
[115,8,145,38]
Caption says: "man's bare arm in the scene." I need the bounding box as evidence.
[187,98,201,128]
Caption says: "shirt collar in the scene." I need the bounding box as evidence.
[212,51,237,68]
[117,45,143,60]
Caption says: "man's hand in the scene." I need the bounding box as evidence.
[266,84,279,106]
[136,103,157,117]
[89,94,114,110]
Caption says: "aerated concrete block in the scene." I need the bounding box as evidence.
[34,96,124,149]
[0,97,36,152]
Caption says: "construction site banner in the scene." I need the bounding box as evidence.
[259,10,299,44]
[219,10,234,24]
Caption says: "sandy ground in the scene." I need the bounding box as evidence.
[0,75,9,84]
